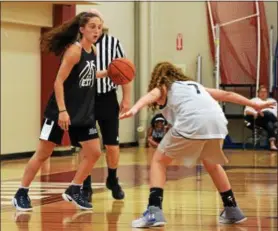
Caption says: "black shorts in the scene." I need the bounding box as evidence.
[40,118,99,147]
[95,90,119,145]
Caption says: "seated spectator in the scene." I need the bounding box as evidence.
[244,85,278,150]
[147,113,169,148]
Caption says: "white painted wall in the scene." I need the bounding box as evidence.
[1,23,42,154]
[1,2,276,154]
[265,2,278,53]
[150,2,214,87]
[1,2,53,155]
[1,2,52,27]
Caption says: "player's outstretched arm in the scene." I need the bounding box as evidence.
[119,88,162,119]
[205,88,275,111]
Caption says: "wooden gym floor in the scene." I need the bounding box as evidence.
[1,147,277,231]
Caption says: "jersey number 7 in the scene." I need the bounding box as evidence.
[188,83,201,94]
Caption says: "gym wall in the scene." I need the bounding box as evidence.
[1,2,52,155]
[1,2,277,155]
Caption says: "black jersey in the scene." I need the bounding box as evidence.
[152,129,165,143]
[44,45,97,127]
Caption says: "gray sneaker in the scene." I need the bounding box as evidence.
[131,206,166,228]
[219,206,247,224]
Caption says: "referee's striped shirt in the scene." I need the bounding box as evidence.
[95,33,125,94]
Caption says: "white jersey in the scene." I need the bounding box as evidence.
[160,81,228,139]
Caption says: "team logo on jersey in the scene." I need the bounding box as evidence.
[79,60,95,88]
[88,127,97,135]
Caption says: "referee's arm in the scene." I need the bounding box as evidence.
[116,40,131,114]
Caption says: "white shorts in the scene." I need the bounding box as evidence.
[157,129,228,167]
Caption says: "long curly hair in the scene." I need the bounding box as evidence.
[148,62,194,110]
[41,12,100,56]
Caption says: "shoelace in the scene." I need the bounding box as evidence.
[111,179,122,191]
[113,184,121,191]
[79,191,89,204]
[139,210,150,222]
[220,210,225,216]
[19,196,25,205]
[17,189,30,204]
[19,195,30,207]
[72,193,86,204]
[143,210,149,217]
[73,193,79,201]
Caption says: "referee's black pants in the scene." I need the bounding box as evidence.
[95,90,120,146]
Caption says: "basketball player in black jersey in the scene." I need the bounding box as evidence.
[147,113,169,148]
[12,12,107,211]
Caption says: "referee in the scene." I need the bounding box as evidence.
[82,9,131,201]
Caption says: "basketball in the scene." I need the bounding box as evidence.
[107,58,136,85]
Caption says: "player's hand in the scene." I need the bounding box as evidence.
[119,108,137,119]
[96,70,107,78]
[253,101,276,112]
[58,111,71,131]
[120,99,131,114]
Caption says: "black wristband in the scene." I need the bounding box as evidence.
[59,110,67,113]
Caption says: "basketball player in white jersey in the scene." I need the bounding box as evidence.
[120,62,275,228]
